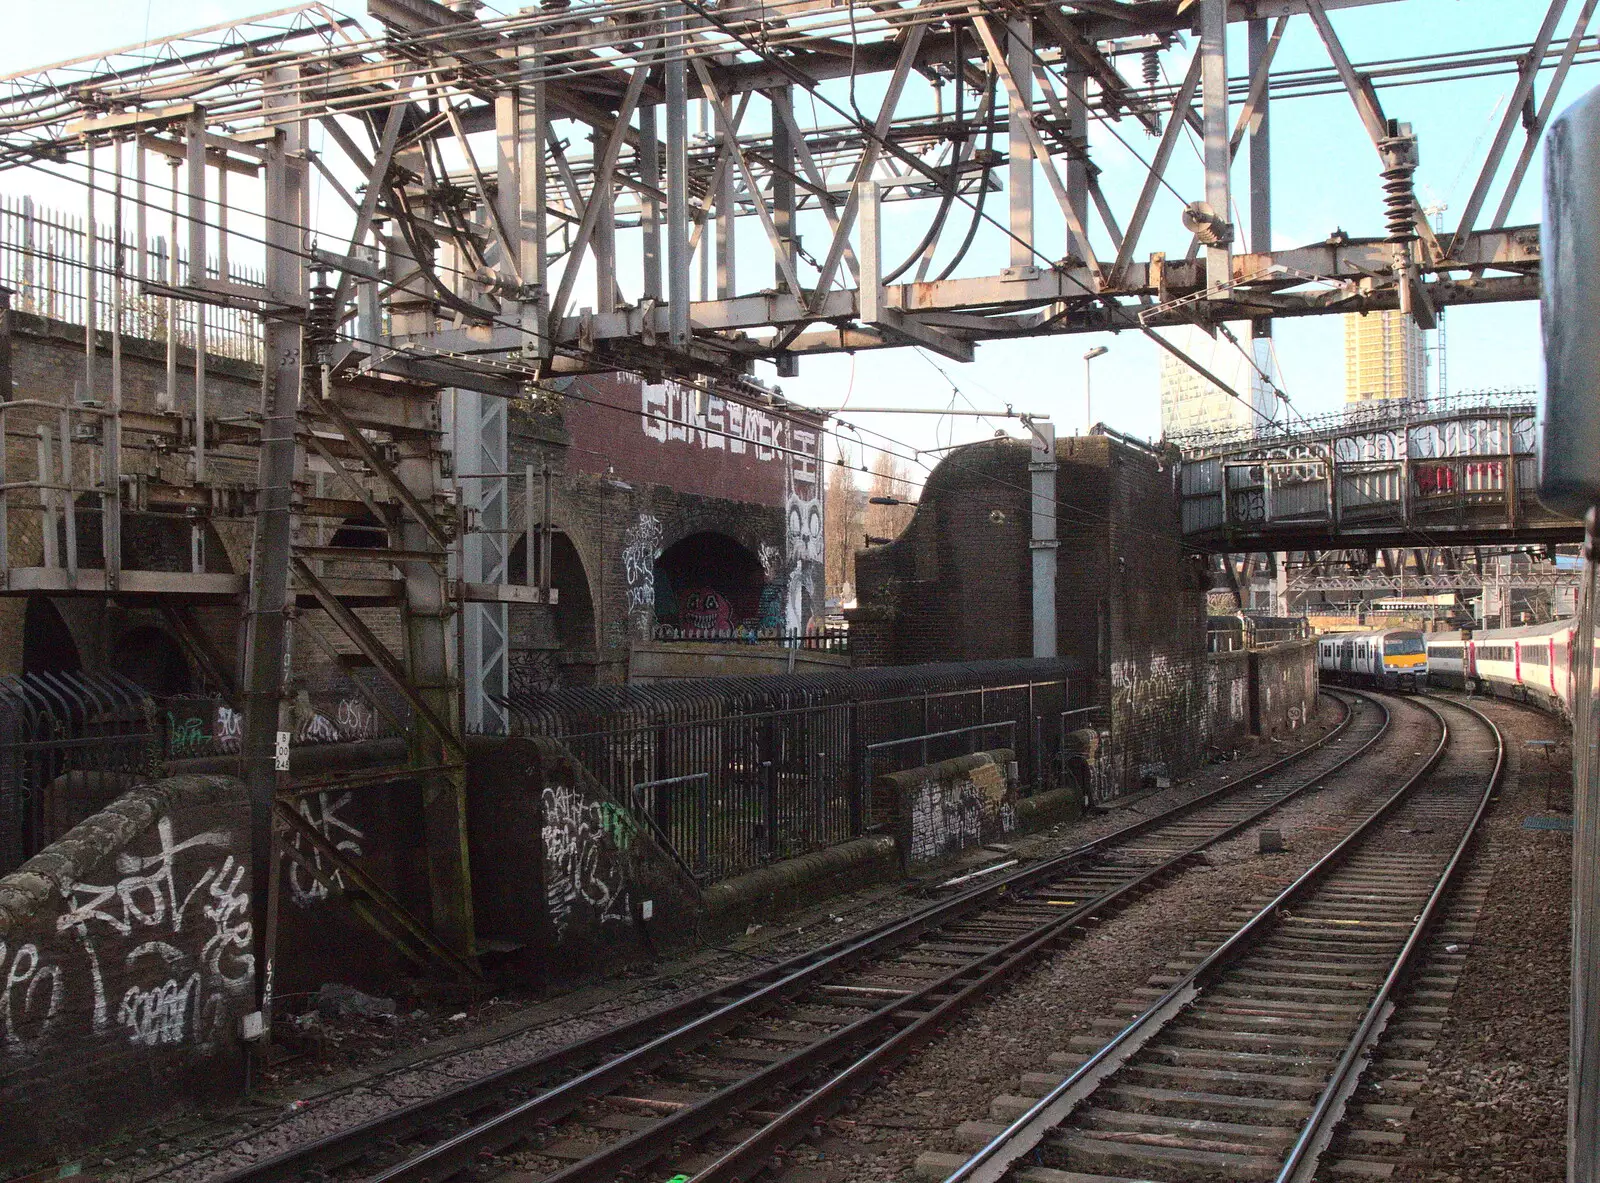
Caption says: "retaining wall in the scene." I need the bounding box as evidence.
[466,735,700,984]
[1252,639,1320,739]
[0,774,254,1159]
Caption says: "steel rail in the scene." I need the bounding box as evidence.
[217,690,1370,1183]
[342,690,1397,1183]
[943,693,1495,1183]
[1275,693,1505,1183]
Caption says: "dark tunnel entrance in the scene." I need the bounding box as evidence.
[652,532,771,636]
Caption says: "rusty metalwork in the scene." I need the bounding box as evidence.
[0,0,1586,980]
[1179,393,1582,551]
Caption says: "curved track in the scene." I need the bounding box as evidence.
[218,691,1412,1183]
[943,693,1503,1183]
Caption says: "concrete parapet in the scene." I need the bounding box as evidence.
[700,835,900,937]
[1251,638,1319,739]
[873,749,1020,870]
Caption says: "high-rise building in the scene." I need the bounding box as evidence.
[1344,309,1429,404]
[1158,324,1276,440]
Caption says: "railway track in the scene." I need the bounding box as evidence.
[218,689,1403,1183]
[939,693,1502,1183]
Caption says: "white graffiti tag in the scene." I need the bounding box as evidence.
[0,941,64,1053]
[288,791,365,906]
[541,784,631,940]
[335,697,379,740]
[621,513,664,638]
[48,816,253,1049]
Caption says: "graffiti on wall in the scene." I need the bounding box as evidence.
[509,649,562,696]
[541,783,633,941]
[681,589,734,631]
[621,513,663,639]
[636,380,825,635]
[287,791,365,907]
[0,815,254,1055]
[215,706,243,751]
[904,761,1015,865]
[641,381,785,458]
[785,427,824,633]
[166,712,209,758]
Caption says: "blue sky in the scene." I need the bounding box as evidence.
[0,1,1578,476]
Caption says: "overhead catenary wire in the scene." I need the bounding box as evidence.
[5,150,1489,559]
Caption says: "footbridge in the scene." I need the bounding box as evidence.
[1178,394,1583,553]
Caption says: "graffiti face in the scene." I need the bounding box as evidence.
[784,427,824,633]
[682,588,733,632]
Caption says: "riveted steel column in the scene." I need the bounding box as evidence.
[1007,17,1034,272]
[240,67,306,1032]
[666,6,691,347]
[1030,421,1058,658]
[1201,0,1232,296]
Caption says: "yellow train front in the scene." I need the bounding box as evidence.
[1317,628,1429,693]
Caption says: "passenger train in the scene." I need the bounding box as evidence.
[1424,618,1582,717]
[1316,629,1429,692]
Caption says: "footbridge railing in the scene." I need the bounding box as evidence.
[1178,393,1583,552]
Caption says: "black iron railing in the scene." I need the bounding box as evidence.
[498,658,1084,883]
[0,672,159,870]
[650,625,851,653]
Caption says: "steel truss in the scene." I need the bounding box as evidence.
[1289,570,1581,592]
[0,0,1584,1008]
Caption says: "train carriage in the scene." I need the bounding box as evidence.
[1425,619,1576,715]
[1316,628,1429,692]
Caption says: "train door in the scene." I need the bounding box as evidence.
[1515,641,1523,685]
[1552,637,1560,696]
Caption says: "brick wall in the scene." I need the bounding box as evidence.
[849,439,1033,665]
[0,774,254,1158]
[1203,650,1253,755]
[850,434,1210,791]
[846,436,1325,793]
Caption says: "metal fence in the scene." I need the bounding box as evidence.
[0,665,413,874]
[0,194,264,364]
[499,658,1086,883]
[650,624,851,652]
[0,672,159,871]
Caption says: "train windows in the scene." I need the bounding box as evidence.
[1384,636,1426,656]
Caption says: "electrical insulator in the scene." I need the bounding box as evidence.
[305,272,338,361]
[1378,122,1420,246]
[1143,49,1159,91]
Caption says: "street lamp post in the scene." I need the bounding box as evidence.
[1084,346,1110,431]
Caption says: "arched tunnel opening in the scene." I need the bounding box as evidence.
[652,532,770,634]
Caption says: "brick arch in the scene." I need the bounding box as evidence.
[652,531,770,633]
[114,624,195,696]
[509,528,600,655]
[22,596,81,675]
[70,497,236,575]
